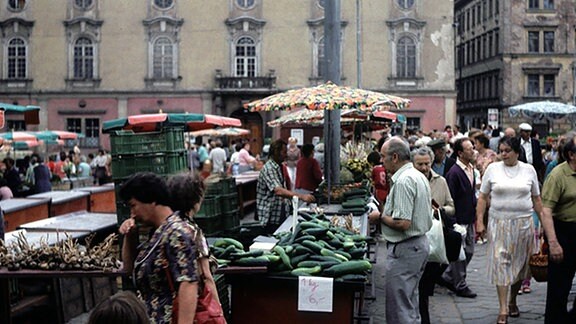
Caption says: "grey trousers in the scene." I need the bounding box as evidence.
[442,223,475,291]
[386,235,429,324]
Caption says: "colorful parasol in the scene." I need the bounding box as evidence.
[0,131,38,142]
[189,127,250,137]
[245,81,411,112]
[267,108,406,128]
[508,101,576,121]
[32,130,84,140]
[102,113,241,133]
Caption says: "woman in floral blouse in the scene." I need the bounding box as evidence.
[168,173,223,308]
[119,172,198,323]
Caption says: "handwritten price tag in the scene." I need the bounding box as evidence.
[298,276,333,312]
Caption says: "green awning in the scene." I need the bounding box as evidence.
[0,103,41,112]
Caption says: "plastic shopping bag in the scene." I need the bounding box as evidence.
[425,216,448,264]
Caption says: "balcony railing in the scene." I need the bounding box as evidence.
[214,69,276,93]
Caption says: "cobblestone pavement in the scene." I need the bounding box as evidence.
[365,238,576,323]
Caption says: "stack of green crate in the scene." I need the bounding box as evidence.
[110,127,188,224]
[195,194,222,236]
[218,177,240,231]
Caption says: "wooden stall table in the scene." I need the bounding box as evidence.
[227,275,363,324]
[0,198,51,232]
[233,171,260,218]
[0,228,123,324]
[74,185,116,213]
[27,191,90,217]
[18,211,118,234]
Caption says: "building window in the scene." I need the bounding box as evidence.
[236,0,255,9]
[397,0,414,9]
[7,38,27,79]
[153,37,174,79]
[543,0,554,9]
[397,36,416,78]
[317,0,325,8]
[528,31,539,52]
[543,31,554,52]
[154,0,173,9]
[527,74,555,97]
[67,118,100,148]
[7,120,25,130]
[406,117,420,130]
[235,36,256,77]
[528,0,539,9]
[543,74,555,96]
[317,37,325,78]
[527,74,539,96]
[8,0,26,11]
[74,0,93,10]
[74,38,94,79]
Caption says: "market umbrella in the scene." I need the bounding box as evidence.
[245,81,411,112]
[33,130,84,140]
[508,101,576,121]
[0,131,38,141]
[0,102,41,127]
[102,113,241,133]
[267,108,406,127]
[190,127,250,137]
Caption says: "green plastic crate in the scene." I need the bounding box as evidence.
[194,214,222,236]
[197,196,221,217]
[110,128,185,155]
[220,177,237,195]
[111,151,188,179]
[219,193,238,214]
[222,208,239,230]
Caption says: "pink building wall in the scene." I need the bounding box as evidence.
[127,97,204,116]
[404,96,448,133]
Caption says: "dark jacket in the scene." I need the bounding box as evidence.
[519,138,544,181]
[445,164,476,225]
[4,167,21,196]
[33,164,52,194]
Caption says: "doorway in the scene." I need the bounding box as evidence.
[231,109,263,156]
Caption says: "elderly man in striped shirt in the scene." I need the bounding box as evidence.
[378,136,433,323]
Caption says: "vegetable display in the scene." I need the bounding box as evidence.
[211,213,372,282]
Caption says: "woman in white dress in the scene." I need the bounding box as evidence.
[476,136,545,324]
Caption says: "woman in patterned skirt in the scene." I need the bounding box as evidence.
[476,136,544,324]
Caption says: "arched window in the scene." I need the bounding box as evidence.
[7,38,26,79]
[235,36,256,77]
[74,37,94,79]
[153,37,174,78]
[154,0,173,9]
[236,0,255,9]
[397,0,415,9]
[397,36,416,78]
[74,0,93,10]
[8,0,26,11]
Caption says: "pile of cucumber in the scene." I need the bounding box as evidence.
[210,213,372,282]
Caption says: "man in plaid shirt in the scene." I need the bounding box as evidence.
[256,139,315,232]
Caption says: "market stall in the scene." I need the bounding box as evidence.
[233,170,260,218]
[75,184,116,213]
[27,191,90,217]
[0,198,50,232]
[0,213,121,323]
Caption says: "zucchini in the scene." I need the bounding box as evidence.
[284,245,294,255]
[232,256,270,267]
[298,260,340,269]
[229,250,264,259]
[290,253,311,268]
[264,254,281,263]
[273,245,293,269]
[301,240,323,254]
[325,239,344,249]
[299,221,326,229]
[309,255,343,263]
[220,245,240,259]
[292,245,315,256]
[302,228,328,237]
[210,246,226,258]
[294,235,317,244]
[323,260,372,277]
[290,265,322,276]
[348,248,366,260]
[213,238,244,250]
[320,248,349,262]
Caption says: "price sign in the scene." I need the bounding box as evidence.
[298,276,333,312]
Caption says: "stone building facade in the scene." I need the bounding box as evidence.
[0,0,456,152]
[455,0,576,136]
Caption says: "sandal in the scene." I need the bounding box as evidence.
[497,314,508,324]
[508,304,520,317]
